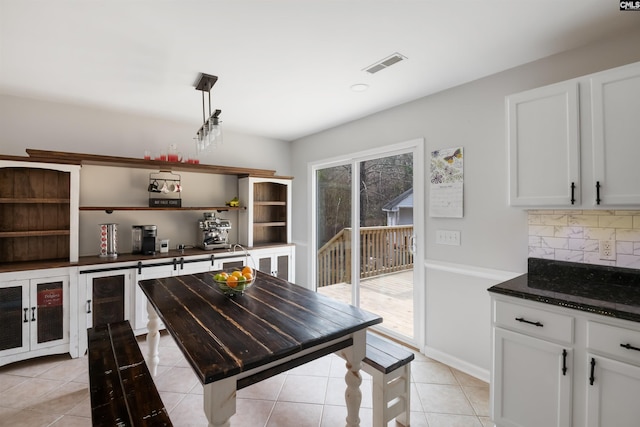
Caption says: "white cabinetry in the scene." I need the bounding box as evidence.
[590,62,640,205]
[508,60,640,208]
[0,270,74,367]
[238,176,292,247]
[585,321,640,427]
[507,81,580,207]
[214,246,295,282]
[491,299,573,427]
[132,255,214,334]
[77,266,133,354]
[251,246,295,281]
[492,295,640,427]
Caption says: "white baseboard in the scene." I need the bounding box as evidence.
[423,345,490,384]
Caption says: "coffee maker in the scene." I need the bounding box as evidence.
[132,225,157,255]
[197,213,231,250]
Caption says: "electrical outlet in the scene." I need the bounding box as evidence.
[599,240,616,261]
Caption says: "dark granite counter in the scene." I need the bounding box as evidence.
[488,258,640,323]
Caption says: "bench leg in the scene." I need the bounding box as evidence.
[396,363,411,427]
[370,370,385,427]
[203,376,237,427]
[146,300,161,376]
[370,363,412,427]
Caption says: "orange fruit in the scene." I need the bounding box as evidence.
[226,275,238,288]
[243,272,253,282]
[242,266,253,276]
[232,271,243,279]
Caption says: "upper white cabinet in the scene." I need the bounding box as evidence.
[590,62,640,205]
[508,61,640,208]
[238,176,292,247]
[507,81,580,207]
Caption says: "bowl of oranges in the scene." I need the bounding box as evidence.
[214,265,255,296]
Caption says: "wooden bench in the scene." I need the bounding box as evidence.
[87,320,173,427]
[363,331,415,427]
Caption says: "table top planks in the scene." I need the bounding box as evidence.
[139,270,382,384]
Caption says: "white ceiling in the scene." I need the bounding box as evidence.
[1,1,638,142]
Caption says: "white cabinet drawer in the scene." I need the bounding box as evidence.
[587,321,640,365]
[494,299,574,344]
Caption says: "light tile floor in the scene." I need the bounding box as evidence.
[0,333,494,427]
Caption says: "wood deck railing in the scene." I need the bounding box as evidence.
[317,225,414,288]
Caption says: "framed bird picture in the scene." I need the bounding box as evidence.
[430,146,463,218]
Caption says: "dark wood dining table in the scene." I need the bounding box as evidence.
[138,270,382,427]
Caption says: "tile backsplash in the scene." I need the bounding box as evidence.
[528,210,640,269]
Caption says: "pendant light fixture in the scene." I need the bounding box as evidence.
[194,73,223,155]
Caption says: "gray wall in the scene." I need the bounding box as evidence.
[290,25,640,379]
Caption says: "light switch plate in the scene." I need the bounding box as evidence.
[436,230,461,246]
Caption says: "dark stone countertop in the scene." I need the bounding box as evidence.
[488,258,640,323]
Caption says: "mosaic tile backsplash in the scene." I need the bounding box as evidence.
[528,210,640,269]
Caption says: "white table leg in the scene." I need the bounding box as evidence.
[339,329,366,427]
[146,300,161,376]
[203,376,237,427]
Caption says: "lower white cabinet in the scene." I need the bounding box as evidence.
[492,299,573,427]
[493,328,572,427]
[132,255,215,334]
[215,245,295,282]
[251,246,295,281]
[492,295,640,427]
[586,353,640,427]
[0,271,73,367]
[77,266,133,354]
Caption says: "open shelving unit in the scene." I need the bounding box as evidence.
[238,177,292,247]
[0,167,73,262]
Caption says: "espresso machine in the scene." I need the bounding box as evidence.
[197,213,231,250]
[132,225,157,255]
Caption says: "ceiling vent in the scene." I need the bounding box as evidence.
[363,53,407,74]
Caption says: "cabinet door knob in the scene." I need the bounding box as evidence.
[87,299,92,314]
[596,181,601,205]
[31,307,36,322]
[589,357,596,386]
[23,308,28,323]
[562,349,568,376]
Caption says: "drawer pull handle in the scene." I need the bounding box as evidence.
[596,181,601,205]
[620,343,640,352]
[589,357,596,386]
[562,349,568,376]
[515,317,543,327]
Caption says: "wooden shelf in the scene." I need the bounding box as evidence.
[79,206,245,212]
[254,201,287,206]
[0,230,71,238]
[0,198,70,204]
[254,222,287,227]
[20,149,293,178]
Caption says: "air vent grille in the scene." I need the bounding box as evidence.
[364,53,407,74]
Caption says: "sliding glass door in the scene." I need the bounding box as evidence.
[313,140,423,345]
